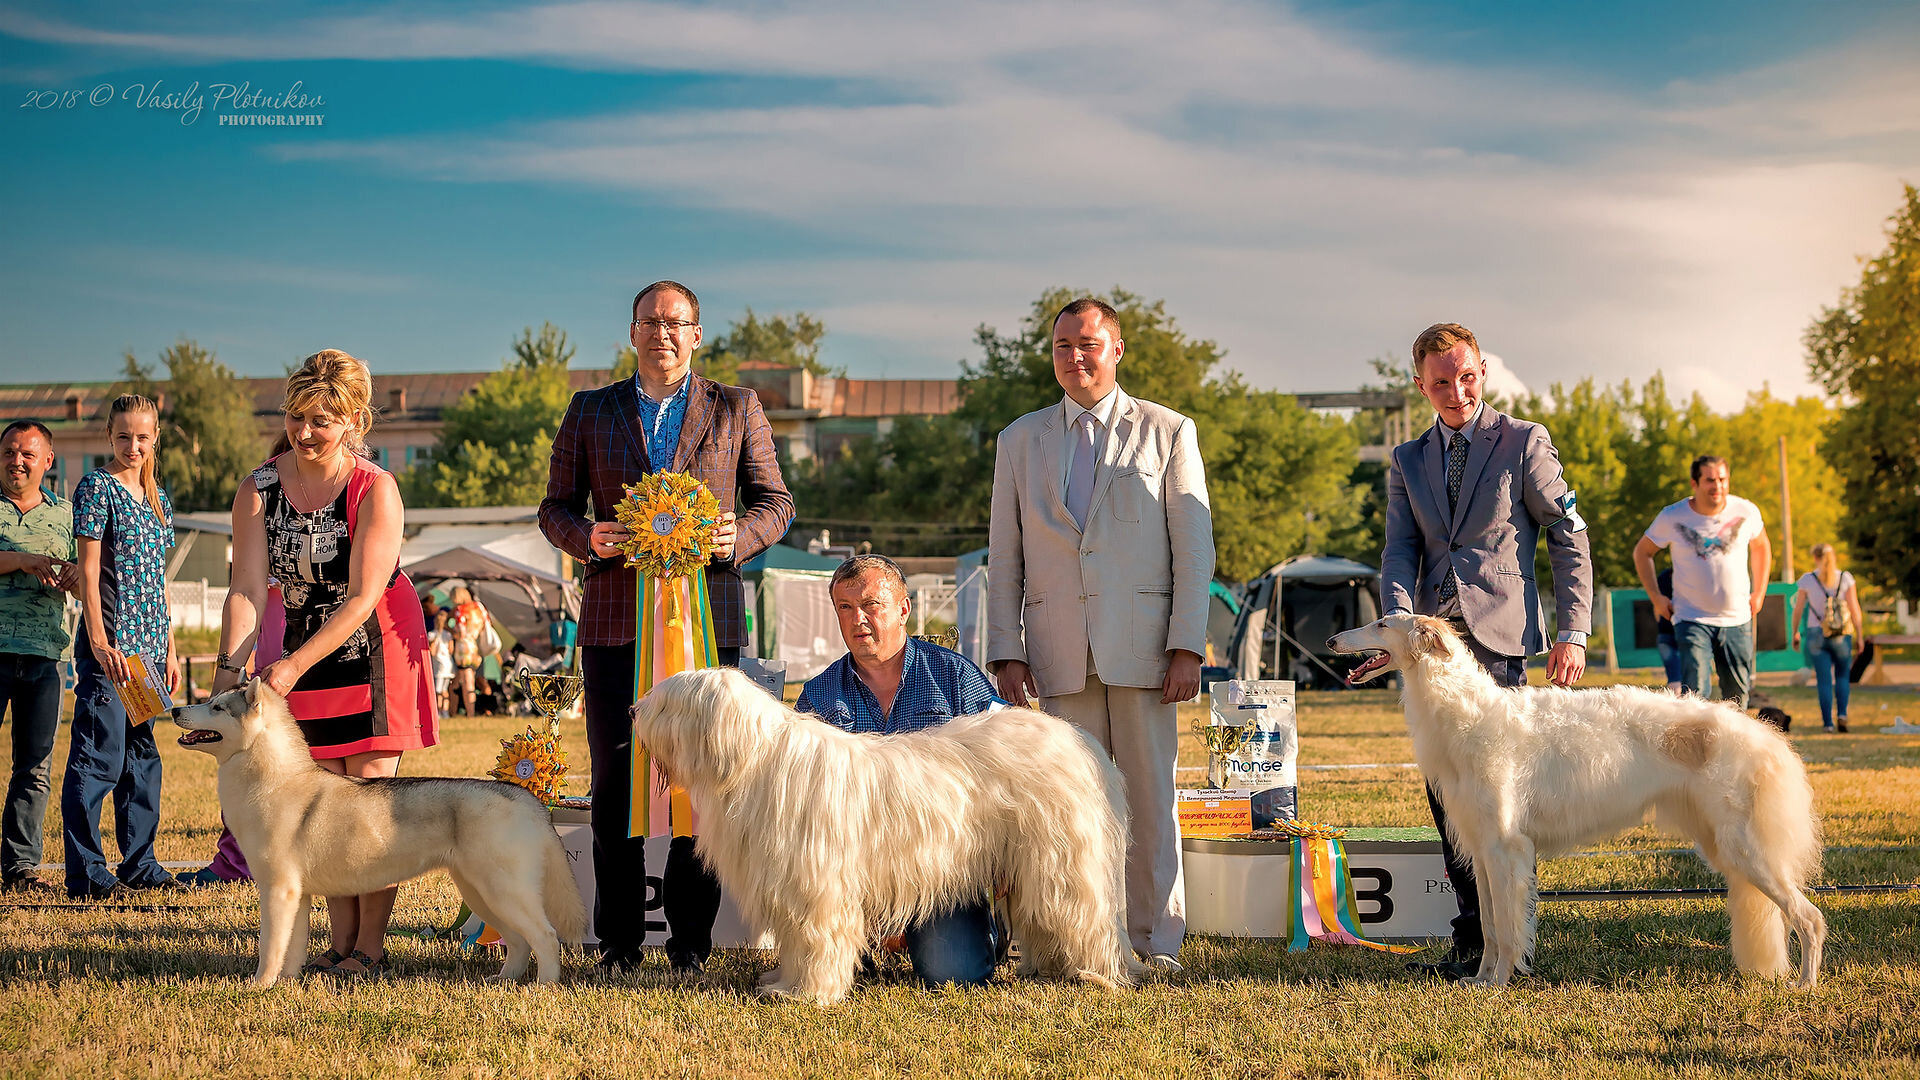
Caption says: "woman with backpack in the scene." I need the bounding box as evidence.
[1792,543,1867,733]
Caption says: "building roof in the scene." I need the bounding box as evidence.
[0,370,620,426]
[816,377,961,418]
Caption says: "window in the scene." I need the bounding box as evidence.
[406,445,433,467]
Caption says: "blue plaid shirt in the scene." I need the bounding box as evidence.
[634,374,691,470]
[796,637,999,735]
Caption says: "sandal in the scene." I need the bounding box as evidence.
[327,949,389,980]
[301,947,349,975]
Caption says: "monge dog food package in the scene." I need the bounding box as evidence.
[1210,679,1298,828]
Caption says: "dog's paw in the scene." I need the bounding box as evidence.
[752,982,796,1000]
[755,966,783,988]
[244,975,280,990]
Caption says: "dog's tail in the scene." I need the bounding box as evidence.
[544,835,589,947]
[1727,730,1823,978]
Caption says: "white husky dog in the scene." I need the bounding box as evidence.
[1328,614,1825,988]
[172,680,586,986]
[630,667,1136,1005]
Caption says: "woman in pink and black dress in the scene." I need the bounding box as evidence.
[210,349,437,978]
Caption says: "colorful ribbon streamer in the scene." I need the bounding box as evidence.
[629,568,719,838]
[1287,836,1420,954]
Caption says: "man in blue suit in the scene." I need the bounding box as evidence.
[1380,322,1593,979]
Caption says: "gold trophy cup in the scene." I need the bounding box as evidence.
[1191,720,1248,790]
[519,670,583,738]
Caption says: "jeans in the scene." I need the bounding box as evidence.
[1802,632,1854,728]
[61,643,170,894]
[1425,619,1527,953]
[0,654,62,880]
[1655,633,1683,685]
[903,901,998,987]
[1674,620,1755,708]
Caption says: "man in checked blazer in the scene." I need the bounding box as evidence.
[1381,321,1592,979]
[987,297,1215,970]
[539,280,794,975]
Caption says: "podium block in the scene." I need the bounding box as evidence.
[1181,831,1456,942]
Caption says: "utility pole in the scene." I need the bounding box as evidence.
[1777,435,1794,582]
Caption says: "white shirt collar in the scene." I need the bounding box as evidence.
[1436,400,1485,441]
[1063,386,1124,430]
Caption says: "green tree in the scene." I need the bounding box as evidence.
[790,287,1364,577]
[1805,185,1920,598]
[613,308,832,384]
[403,323,575,508]
[120,340,263,512]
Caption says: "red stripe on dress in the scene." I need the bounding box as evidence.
[287,684,373,719]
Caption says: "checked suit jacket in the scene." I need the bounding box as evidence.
[1381,404,1592,658]
[539,372,794,650]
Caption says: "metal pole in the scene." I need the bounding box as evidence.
[1777,434,1794,582]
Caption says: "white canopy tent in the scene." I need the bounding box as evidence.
[403,545,579,659]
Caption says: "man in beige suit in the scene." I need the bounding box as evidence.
[987,297,1215,969]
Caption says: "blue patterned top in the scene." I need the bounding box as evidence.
[796,637,999,735]
[71,471,174,661]
[634,374,691,471]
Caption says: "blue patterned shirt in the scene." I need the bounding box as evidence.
[796,637,999,735]
[634,374,691,471]
[71,471,174,661]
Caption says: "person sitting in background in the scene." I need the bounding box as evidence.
[1793,543,1865,733]
[0,420,80,895]
[794,554,1002,986]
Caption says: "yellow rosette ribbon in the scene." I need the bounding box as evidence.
[612,471,721,838]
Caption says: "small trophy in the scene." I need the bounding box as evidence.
[1191,720,1247,789]
[518,670,583,739]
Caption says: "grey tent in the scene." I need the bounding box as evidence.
[1225,555,1381,689]
[403,546,580,659]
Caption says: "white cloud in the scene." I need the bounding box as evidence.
[9,2,1919,408]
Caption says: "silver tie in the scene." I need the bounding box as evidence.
[1066,412,1097,529]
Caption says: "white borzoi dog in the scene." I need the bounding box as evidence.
[172,680,586,986]
[630,667,1136,1005]
[1328,614,1825,988]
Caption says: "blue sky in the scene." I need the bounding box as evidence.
[4,1,1918,408]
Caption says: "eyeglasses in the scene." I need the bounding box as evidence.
[632,318,699,335]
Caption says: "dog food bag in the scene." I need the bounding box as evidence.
[1209,679,1298,828]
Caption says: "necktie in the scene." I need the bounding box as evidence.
[1066,411,1098,529]
[1439,431,1469,601]
[1445,431,1469,513]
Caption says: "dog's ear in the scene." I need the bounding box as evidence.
[244,677,262,707]
[1408,617,1449,659]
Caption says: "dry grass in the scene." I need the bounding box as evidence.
[1,679,1915,1078]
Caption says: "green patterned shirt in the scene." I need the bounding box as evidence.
[0,488,75,660]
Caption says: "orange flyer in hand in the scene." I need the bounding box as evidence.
[113,653,173,725]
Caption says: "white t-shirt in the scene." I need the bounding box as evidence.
[1644,495,1766,626]
[1796,571,1854,632]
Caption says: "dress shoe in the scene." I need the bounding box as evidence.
[593,950,642,976]
[668,953,708,978]
[1407,946,1482,981]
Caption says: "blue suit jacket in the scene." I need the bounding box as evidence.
[1380,405,1592,658]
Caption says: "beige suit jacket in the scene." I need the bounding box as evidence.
[987,388,1215,697]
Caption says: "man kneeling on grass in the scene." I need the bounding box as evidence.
[794,554,1003,986]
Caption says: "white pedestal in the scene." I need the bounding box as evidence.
[1181,836,1458,942]
[550,809,770,949]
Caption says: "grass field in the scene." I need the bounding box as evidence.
[1,675,1915,1078]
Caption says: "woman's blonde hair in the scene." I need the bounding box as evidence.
[107,394,166,523]
[282,349,375,457]
[1810,543,1841,592]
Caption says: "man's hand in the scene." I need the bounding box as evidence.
[588,521,631,560]
[995,660,1038,708]
[710,512,737,561]
[1161,650,1202,705]
[1649,593,1674,622]
[54,560,80,593]
[1750,590,1767,618]
[13,553,60,588]
[1546,641,1586,688]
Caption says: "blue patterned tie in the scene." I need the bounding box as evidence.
[1439,431,1468,601]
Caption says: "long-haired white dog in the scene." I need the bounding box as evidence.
[1329,614,1825,988]
[630,667,1136,1004]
